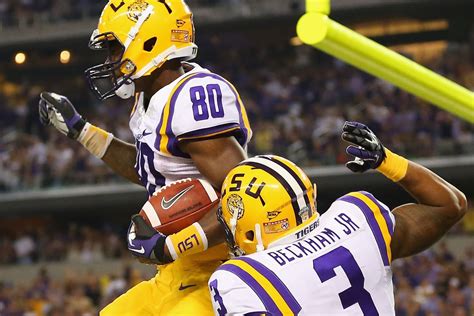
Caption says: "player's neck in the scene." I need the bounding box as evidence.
[140,60,185,95]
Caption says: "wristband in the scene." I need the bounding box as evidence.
[165,223,208,261]
[77,122,114,159]
[376,148,409,182]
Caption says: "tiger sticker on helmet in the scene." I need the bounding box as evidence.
[127,0,149,22]
[227,194,245,220]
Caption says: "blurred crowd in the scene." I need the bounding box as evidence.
[0,222,127,265]
[393,244,474,316]
[0,264,148,315]
[1,36,473,192]
[0,0,262,29]
[0,0,102,28]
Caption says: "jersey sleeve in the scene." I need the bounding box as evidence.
[157,72,252,157]
[337,191,395,265]
[209,258,302,315]
[209,266,266,316]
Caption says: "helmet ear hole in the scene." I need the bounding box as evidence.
[245,230,255,241]
[143,37,157,52]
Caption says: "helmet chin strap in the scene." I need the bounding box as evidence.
[115,78,135,99]
[230,208,239,237]
[255,224,265,252]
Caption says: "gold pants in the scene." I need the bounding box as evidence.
[100,244,227,316]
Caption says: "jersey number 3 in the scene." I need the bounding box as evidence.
[190,84,225,121]
[313,246,379,315]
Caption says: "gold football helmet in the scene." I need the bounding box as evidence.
[85,0,197,100]
[219,155,319,256]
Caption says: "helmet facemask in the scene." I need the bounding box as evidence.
[84,31,137,100]
[217,206,245,257]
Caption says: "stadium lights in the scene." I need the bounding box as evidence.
[290,36,304,46]
[60,50,71,64]
[15,52,26,64]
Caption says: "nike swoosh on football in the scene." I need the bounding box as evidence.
[179,283,197,291]
[161,185,195,210]
[129,246,145,254]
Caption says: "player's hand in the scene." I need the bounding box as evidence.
[341,121,386,173]
[127,214,171,265]
[39,92,86,139]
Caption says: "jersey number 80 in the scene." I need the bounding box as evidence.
[190,84,225,121]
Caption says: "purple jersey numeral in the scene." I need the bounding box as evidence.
[190,84,224,121]
[313,246,379,315]
[135,141,166,196]
[209,279,227,316]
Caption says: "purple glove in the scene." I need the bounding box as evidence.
[39,92,86,139]
[341,121,386,173]
[127,215,171,265]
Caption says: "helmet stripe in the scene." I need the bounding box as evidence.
[246,157,307,210]
[243,160,303,225]
[260,156,310,207]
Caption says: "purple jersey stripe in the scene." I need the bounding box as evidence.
[178,123,241,141]
[237,257,302,315]
[218,264,282,316]
[339,195,390,266]
[154,72,200,158]
[358,191,394,235]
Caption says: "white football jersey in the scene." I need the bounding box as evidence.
[129,63,252,195]
[209,191,396,316]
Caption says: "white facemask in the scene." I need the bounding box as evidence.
[115,78,135,99]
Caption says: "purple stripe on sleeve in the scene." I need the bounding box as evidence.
[339,195,390,266]
[153,111,166,153]
[237,257,302,315]
[154,72,200,158]
[178,123,241,140]
[358,191,394,235]
[217,264,282,316]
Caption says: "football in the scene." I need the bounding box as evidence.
[139,178,219,235]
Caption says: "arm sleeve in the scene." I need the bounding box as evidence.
[209,268,266,316]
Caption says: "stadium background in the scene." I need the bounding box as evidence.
[0,0,473,315]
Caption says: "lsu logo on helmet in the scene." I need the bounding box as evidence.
[218,155,319,256]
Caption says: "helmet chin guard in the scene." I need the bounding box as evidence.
[115,78,136,99]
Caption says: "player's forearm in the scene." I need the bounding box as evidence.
[162,205,225,262]
[102,138,141,185]
[390,161,467,259]
[198,206,226,248]
[397,161,467,220]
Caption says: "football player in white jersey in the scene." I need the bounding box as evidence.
[38,1,252,315]
[208,121,467,316]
